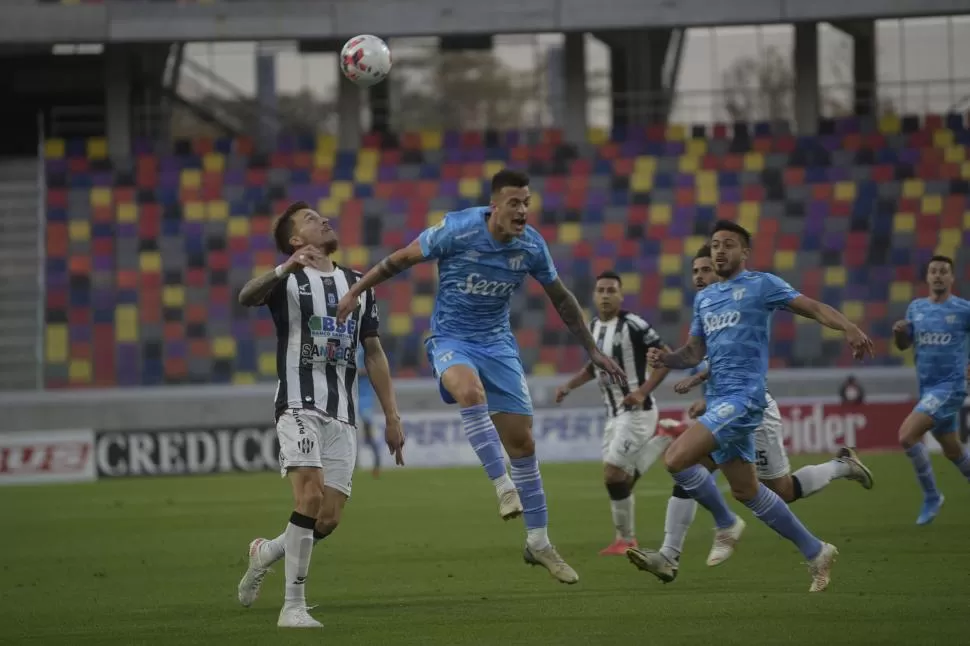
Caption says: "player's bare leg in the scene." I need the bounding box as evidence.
[493,412,578,584]
[720,459,836,592]
[441,365,522,520]
[899,411,945,525]
[601,463,638,555]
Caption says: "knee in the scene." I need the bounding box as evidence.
[764,477,795,503]
[664,446,690,474]
[507,434,535,457]
[940,440,965,461]
[452,379,486,408]
[729,482,758,503]
[605,480,632,500]
[603,464,630,486]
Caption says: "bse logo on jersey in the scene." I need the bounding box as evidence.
[703,311,741,334]
[918,332,952,346]
[308,315,357,338]
[456,273,517,297]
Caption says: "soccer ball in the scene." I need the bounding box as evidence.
[340,35,392,87]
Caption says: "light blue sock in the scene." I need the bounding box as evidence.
[510,455,548,530]
[949,451,970,482]
[460,404,507,481]
[905,444,940,499]
[744,483,823,561]
[671,465,736,530]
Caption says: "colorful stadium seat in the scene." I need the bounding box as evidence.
[43,114,969,387]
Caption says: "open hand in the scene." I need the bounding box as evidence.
[590,349,626,385]
[646,347,668,369]
[384,416,405,466]
[554,386,570,404]
[673,375,702,395]
[846,325,874,360]
[283,245,325,273]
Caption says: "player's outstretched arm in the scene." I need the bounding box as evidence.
[362,336,405,465]
[555,363,595,403]
[543,279,626,382]
[337,240,426,321]
[654,336,706,370]
[786,295,874,358]
[238,245,325,306]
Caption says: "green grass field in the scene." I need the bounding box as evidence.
[2,453,968,645]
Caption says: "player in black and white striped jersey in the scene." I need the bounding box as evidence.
[555,270,678,556]
[234,201,405,629]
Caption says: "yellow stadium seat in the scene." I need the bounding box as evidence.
[944,146,965,164]
[420,130,443,150]
[389,314,412,336]
[824,267,846,286]
[695,170,716,188]
[921,194,942,214]
[834,181,856,201]
[329,250,344,264]
[686,139,707,156]
[633,157,657,175]
[116,305,139,342]
[773,250,795,271]
[412,295,435,317]
[316,134,337,152]
[46,325,68,362]
[343,246,367,268]
[208,200,229,221]
[530,193,543,212]
[330,181,353,201]
[822,326,843,340]
[459,178,482,199]
[901,179,924,199]
[659,288,682,310]
[963,211,970,230]
[893,213,915,233]
[533,363,556,376]
[232,373,257,385]
[212,337,236,359]
[317,197,340,217]
[87,138,108,160]
[666,124,686,141]
[314,150,335,169]
[252,265,272,278]
[678,155,699,173]
[620,273,641,294]
[878,113,900,134]
[162,286,185,308]
[587,128,608,145]
[684,236,707,256]
[353,165,376,185]
[738,202,760,226]
[203,153,225,172]
[842,300,863,322]
[68,221,90,242]
[483,161,504,178]
[933,129,954,148]
[90,187,112,208]
[659,253,681,275]
[139,252,161,273]
[630,172,654,193]
[650,204,672,225]
[697,185,718,206]
[182,202,204,221]
[890,281,913,302]
[357,149,379,166]
[962,162,970,180]
[427,211,446,228]
[559,223,581,244]
[69,360,92,383]
[743,152,764,171]
[259,352,276,376]
[44,139,65,159]
[117,203,138,223]
[180,169,201,189]
[228,216,250,237]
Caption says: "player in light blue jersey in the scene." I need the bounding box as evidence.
[337,169,625,584]
[893,255,970,524]
[646,221,873,592]
[356,347,381,478]
[628,244,873,584]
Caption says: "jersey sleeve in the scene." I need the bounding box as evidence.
[417,218,453,260]
[626,314,664,351]
[528,235,559,285]
[360,288,380,339]
[762,273,801,311]
[689,294,705,339]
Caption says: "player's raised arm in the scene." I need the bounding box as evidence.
[785,295,874,359]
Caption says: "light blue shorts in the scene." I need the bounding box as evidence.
[914,386,966,435]
[697,395,763,465]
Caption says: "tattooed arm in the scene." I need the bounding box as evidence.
[336,240,427,321]
[238,269,286,307]
[542,278,597,354]
[659,336,707,370]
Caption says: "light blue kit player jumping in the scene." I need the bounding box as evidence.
[892,254,970,525]
[647,220,874,593]
[337,169,625,584]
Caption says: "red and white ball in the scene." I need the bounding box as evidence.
[340,35,392,87]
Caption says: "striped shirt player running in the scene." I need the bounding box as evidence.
[627,243,873,585]
[335,169,626,585]
[235,201,405,629]
[893,254,970,525]
[555,270,679,555]
[644,220,873,593]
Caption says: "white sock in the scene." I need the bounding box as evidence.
[660,496,697,564]
[610,495,636,541]
[493,472,515,496]
[635,435,672,475]
[259,535,286,566]
[526,527,551,551]
[792,460,850,498]
[283,514,315,607]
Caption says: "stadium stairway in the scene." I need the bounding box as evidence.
[0,157,43,390]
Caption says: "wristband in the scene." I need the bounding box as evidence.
[274,264,286,278]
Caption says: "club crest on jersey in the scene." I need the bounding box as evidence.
[327,293,336,306]
[732,288,746,301]
[714,402,736,418]
[507,254,525,270]
[946,315,956,324]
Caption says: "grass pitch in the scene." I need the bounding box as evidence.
[2,454,968,645]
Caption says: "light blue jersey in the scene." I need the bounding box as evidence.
[689,271,800,464]
[417,207,559,415]
[907,295,970,434]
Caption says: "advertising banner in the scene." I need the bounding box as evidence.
[0,429,96,486]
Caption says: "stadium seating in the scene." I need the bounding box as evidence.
[43,114,970,388]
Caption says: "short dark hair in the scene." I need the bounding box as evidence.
[491,168,530,194]
[928,255,954,268]
[596,270,622,287]
[711,220,752,248]
[695,244,712,260]
[273,201,311,255]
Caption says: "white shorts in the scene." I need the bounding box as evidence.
[602,408,660,476]
[276,408,357,497]
[754,395,790,480]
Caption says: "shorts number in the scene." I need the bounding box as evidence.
[755,450,768,467]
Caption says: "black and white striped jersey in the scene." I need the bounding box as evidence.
[264,264,379,426]
[589,310,665,417]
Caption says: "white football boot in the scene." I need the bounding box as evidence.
[237,538,273,607]
[706,517,746,566]
[807,542,838,592]
[278,604,324,628]
[523,544,579,584]
[499,489,524,521]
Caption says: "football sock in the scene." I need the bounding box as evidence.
[461,404,510,485]
[671,464,736,530]
[608,495,635,541]
[260,528,329,566]
[511,454,550,550]
[283,511,316,607]
[791,460,851,498]
[744,484,822,561]
[905,444,940,499]
[949,451,970,481]
[660,486,697,564]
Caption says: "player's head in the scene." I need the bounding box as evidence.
[489,169,531,239]
[709,220,751,278]
[925,255,954,297]
[273,201,338,256]
[692,244,718,290]
[594,270,623,318]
